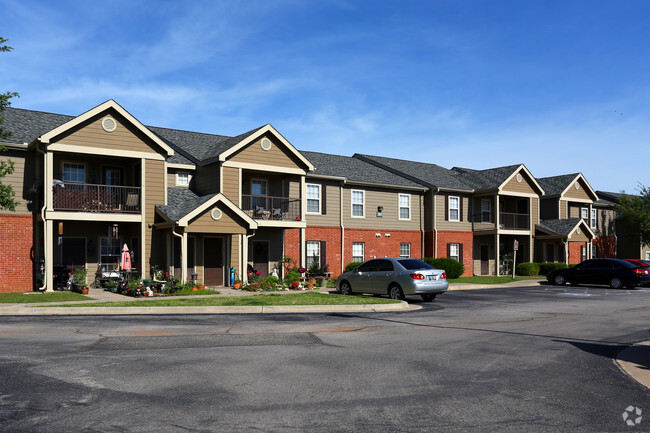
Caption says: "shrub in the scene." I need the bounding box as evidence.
[344,262,363,272]
[515,262,540,276]
[538,262,569,275]
[422,257,464,279]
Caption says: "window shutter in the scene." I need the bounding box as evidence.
[322,185,327,215]
[460,197,464,222]
[459,244,464,262]
[444,195,449,221]
[446,243,451,258]
[320,241,327,267]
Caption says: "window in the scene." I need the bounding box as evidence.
[581,245,587,262]
[251,179,268,209]
[306,184,321,214]
[449,196,460,221]
[399,194,410,220]
[448,243,460,261]
[591,209,597,229]
[481,199,491,222]
[306,241,321,268]
[63,163,85,183]
[352,190,365,217]
[400,243,411,258]
[352,242,365,263]
[99,236,120,268]
[177,171,190,186]
[581,207,588,220]
[646,252,650,260]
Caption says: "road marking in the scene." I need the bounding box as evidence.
[559,293,595,297]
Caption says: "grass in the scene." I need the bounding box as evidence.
[0,292,91,303]
[44,292,400,307]
[447,276,544,284]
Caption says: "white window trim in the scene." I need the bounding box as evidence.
[398,193,411,221]
[176,170,191,186]
[306,183,322,214]
[251,178,268,195]
[581,207,588,220]
[400,243,411,258]
[62,161,87,183]
[306,241,321,267]
[449,196,460,222]
[352,242,365,262]
[449,243,460,261]
[590,209,597,229]
[351,189,365,218]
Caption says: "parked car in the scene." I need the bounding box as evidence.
[624,259,650,269]
[336,258,448,301]
[546,258,650,289]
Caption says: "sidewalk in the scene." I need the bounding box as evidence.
[616,341,650,391]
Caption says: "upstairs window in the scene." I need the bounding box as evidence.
[481,199,492,222]
[352,190,365,218]
[399,194,411,220]
[581,207,589,220]
[590,209,597,229]
[306,184,321,214]
[63,163,85,183]
[176,171,190,186]
[449,196,460,221]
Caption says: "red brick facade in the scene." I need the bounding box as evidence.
[435,230,474,277]
[305,226,342,274]
[342,228,421,273]
[0,214,34,293]
[568,241,587,264]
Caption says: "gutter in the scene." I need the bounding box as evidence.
[35,143,47,291]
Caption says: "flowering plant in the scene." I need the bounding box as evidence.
[298,267,306,274]
[291,281,300,289]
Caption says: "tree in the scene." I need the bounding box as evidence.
[615,184,650,247]
[0,36,19,211]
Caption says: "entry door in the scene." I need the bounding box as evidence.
[480,245,489,275]
[62,238,86,268]
[252,241,269,277]
[204,238,224,286]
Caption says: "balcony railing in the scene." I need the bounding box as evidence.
[52,182,141,213]
[241,194,301,221]
[499,212,529,230]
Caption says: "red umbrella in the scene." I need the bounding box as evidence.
[120,243,131,271]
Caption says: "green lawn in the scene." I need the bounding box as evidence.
[43,292,401,307]
[0,292,92,303]
[448,276,544,284]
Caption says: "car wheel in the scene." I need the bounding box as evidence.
[610,278,623,289]
[420,293,436,302]
[340,281,353,296]
[554,274,566,285]
[388,285,405,300]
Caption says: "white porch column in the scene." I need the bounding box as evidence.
[181,231,188,283]
[45,219,54,292]
[495,193,500,276]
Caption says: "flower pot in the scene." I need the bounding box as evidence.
[306,284,313,290]
[80,287,89,295]
[233,282,242,289]
[309,278,316,285]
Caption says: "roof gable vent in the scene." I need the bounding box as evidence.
[102,116,117,132]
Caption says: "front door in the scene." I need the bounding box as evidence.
[480,245,489,275]
[62,237,86,268]
[252,241,269,277]
[204,238,224,286]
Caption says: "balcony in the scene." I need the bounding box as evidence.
[499,212,529,230]
[52,182,141,213]
[241,194,301,221]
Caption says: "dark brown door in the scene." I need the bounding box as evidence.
[480,245,489,275]
[253,241,269,277]
[204,238,223,286]
[62,238,86,268]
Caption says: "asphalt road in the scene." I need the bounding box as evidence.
[1,284,649,433]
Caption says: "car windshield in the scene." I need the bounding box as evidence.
[397,259,434,270]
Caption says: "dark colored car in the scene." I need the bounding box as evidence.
[624,259,650,268]
[547,258,650,289]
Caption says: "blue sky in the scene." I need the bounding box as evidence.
[1,0,648,193]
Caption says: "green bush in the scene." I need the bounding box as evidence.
[538,262,569,275]
[344,262,363,272]
[515,262,540,276]
[422,257,464,279]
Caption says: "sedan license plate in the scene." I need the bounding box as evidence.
[427,275,437,281]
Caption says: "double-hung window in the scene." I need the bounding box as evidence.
[448,243,460,261]
[176,171,190,186]
[306,184,321,214]
[481,199,491,222]
[306,241,321,268]
[449,196,460,221]
[590,209,597,229]
[352,242,365,263]
[581,207,589,220]
[352,190,365,217]
[399,194,410,220]
[63,163,85,183]
[400,243,411,258]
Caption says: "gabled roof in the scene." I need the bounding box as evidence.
[451,164,544,195]
[537,173,598,200]
[303,151,425,190]
[0,107,74,145]
[353,153,472,191]
[537,218,595,238]
[156,188,257,229]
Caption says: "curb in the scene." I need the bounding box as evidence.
[616,341,650,390]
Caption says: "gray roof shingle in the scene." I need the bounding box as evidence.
[450,164,524,190]
[537,174,581,197]
[0,107,74,144]
[156,188,217,222]
[537,218,584,236]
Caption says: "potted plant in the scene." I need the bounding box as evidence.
[232,279,242,289]
[72,267,88,295]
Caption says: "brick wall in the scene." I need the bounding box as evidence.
[435,230,474,277]
[0,214,34,293]
[342,228,422,272]
[568,241,586,264]
[284,228,301,269]
[305,226,342,275]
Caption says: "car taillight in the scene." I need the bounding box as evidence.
[634,268,648,275]
[441,272,447,280]
[410,273,425,280]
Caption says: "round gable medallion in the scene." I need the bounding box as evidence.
[102,116,117,132]
[516,173,523,183]
[211,208,222,221]
[575,182,580,190]
[260,138,272,151]
[576,227,581,235]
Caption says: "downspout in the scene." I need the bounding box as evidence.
[340,180,345,274]
[433,189,439,258]
[172,224,183,282]
[35,143,47,291]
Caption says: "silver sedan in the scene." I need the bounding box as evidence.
[335,258,448,301]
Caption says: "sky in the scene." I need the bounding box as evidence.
[1,0,648,193]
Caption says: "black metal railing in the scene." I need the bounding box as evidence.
[499,212,529,230]
[52,182,141,213]
[241,194,301,221]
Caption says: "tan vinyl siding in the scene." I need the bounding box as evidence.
[231,235,240,279]
[342,187,422,230]
[502,171,537,194]
[194,163,220,195]
[186,206,247,234]
[167,168,192,189]
[560,201,568,219]
[570,230,590,242]
[305,180,340,227]
[564,179,592,200]
[531,198,539,226]
[53,114,160,154]
[229,136,302,169]
[144,160,165,264]
[0,151,30,215]
[221,166,240,206]
[435,194,472,232]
